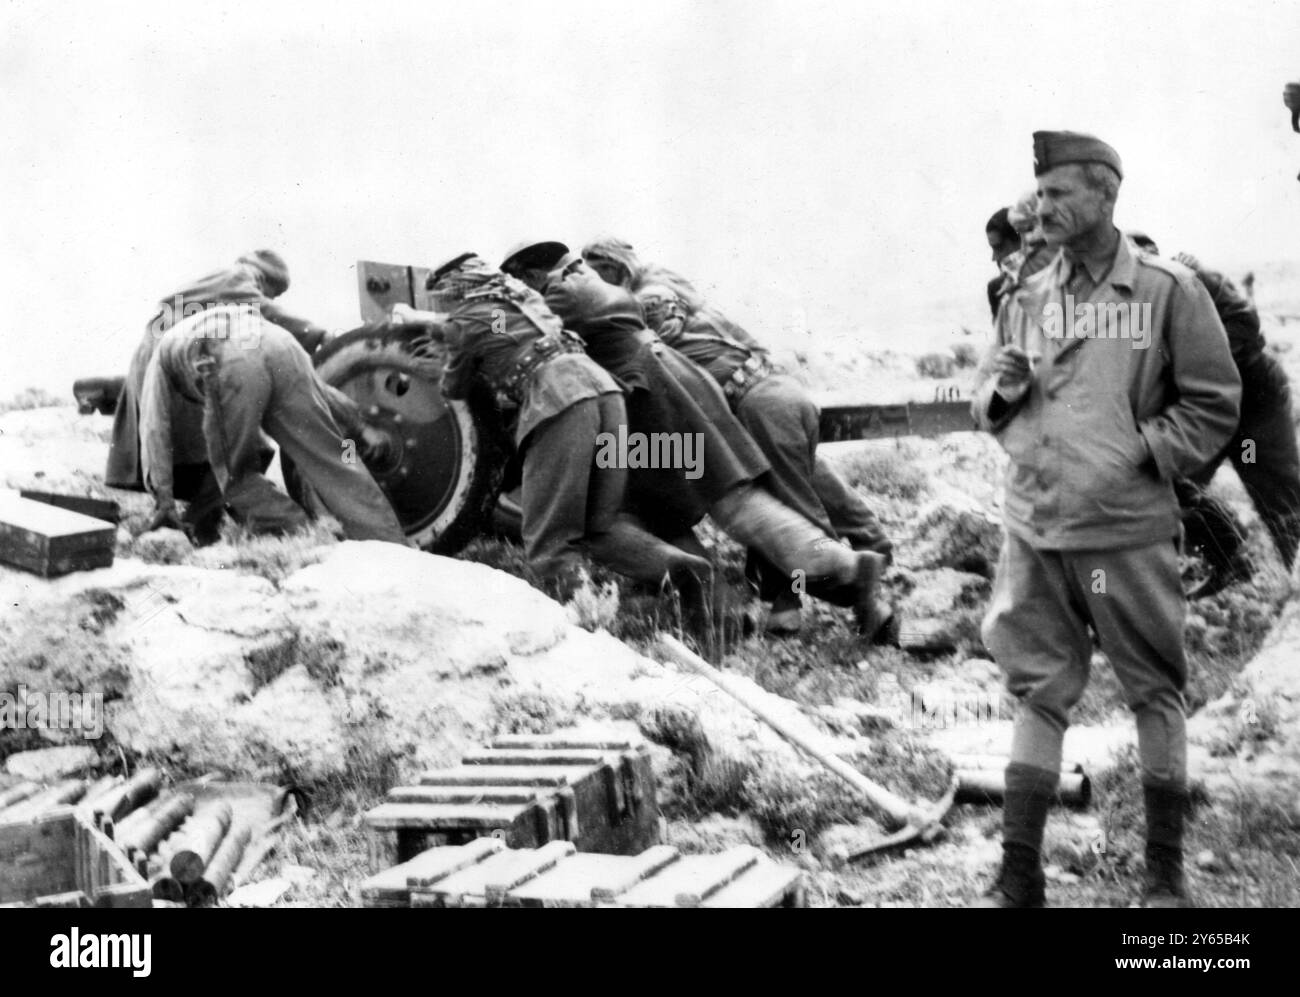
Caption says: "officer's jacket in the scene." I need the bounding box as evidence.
[973,235,1242,550]
[439,291,618,446]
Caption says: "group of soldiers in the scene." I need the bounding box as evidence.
[105,241,902,642]
[101,120,1299,910]
[972,127,1300,909]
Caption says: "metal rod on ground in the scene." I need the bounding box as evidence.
[187,821,253,907]
[950,754,1084,775]
[115,793,194,860]
[657,635,947,833]
[955,769,1092,808]
[166,802,233,885]
[93,767,162,823]
[0,781,42,814]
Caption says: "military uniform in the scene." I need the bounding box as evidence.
[1177,261,1300,571]
[140,306,406,543]
[537,256,888,632]
[431,258,713,596]
[972,130,1241,909]
[108,252,332,543]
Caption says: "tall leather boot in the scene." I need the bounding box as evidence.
[710,484,890,637]
[1142,780,1194,908]
[583,514,714,589]
[973,762,1058,908]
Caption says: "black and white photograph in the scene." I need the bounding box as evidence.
[0,0,1295,947]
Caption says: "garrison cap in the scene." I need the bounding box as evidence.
[1032,130,1123,181]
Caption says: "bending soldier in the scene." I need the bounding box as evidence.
[109,250,336,544]
[140,304,406,544]
[580,236,895,636]
[396,254,712,599]
[502,241,891,638]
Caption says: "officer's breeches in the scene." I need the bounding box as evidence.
[982,533,1188,785]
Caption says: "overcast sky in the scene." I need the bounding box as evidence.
[3,0,1299,396]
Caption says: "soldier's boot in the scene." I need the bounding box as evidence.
[766,589,804,636]
[583,515,714,589]
[1141,781,1195,908]
[972,763,1057,908]
[710,485,892,638]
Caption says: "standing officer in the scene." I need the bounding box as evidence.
[972,131,1240,907]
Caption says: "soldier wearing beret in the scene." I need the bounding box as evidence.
[972,131,1242,907]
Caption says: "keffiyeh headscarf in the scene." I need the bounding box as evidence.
[237,249,290,298]
[428,253,560,331]
[583,236,706,314]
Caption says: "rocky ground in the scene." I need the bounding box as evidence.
[2,328,1299,908]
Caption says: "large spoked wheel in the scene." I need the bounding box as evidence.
[288,324,509,555]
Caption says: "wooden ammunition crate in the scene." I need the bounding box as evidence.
[359,841,806,909]
[19,490,121,526]
[364,734,660,863]
[0,806,151,908]
[0,495,115,577]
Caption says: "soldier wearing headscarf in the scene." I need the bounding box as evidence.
[107,251,336,544]
[139,303,405,545]
[394,255,712,599]
[502,241,891,638]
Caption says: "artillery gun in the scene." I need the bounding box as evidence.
[71,260,1239,597]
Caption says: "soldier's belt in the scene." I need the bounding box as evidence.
[723,355,780,404]
[499,333,586,404]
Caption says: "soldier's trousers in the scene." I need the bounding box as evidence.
[200,326,407,543]
[982,533,1188,786]
[520,392,627,592]
[1186,352,1300,569]
[711,484,862,591]
[735,374,891,600]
